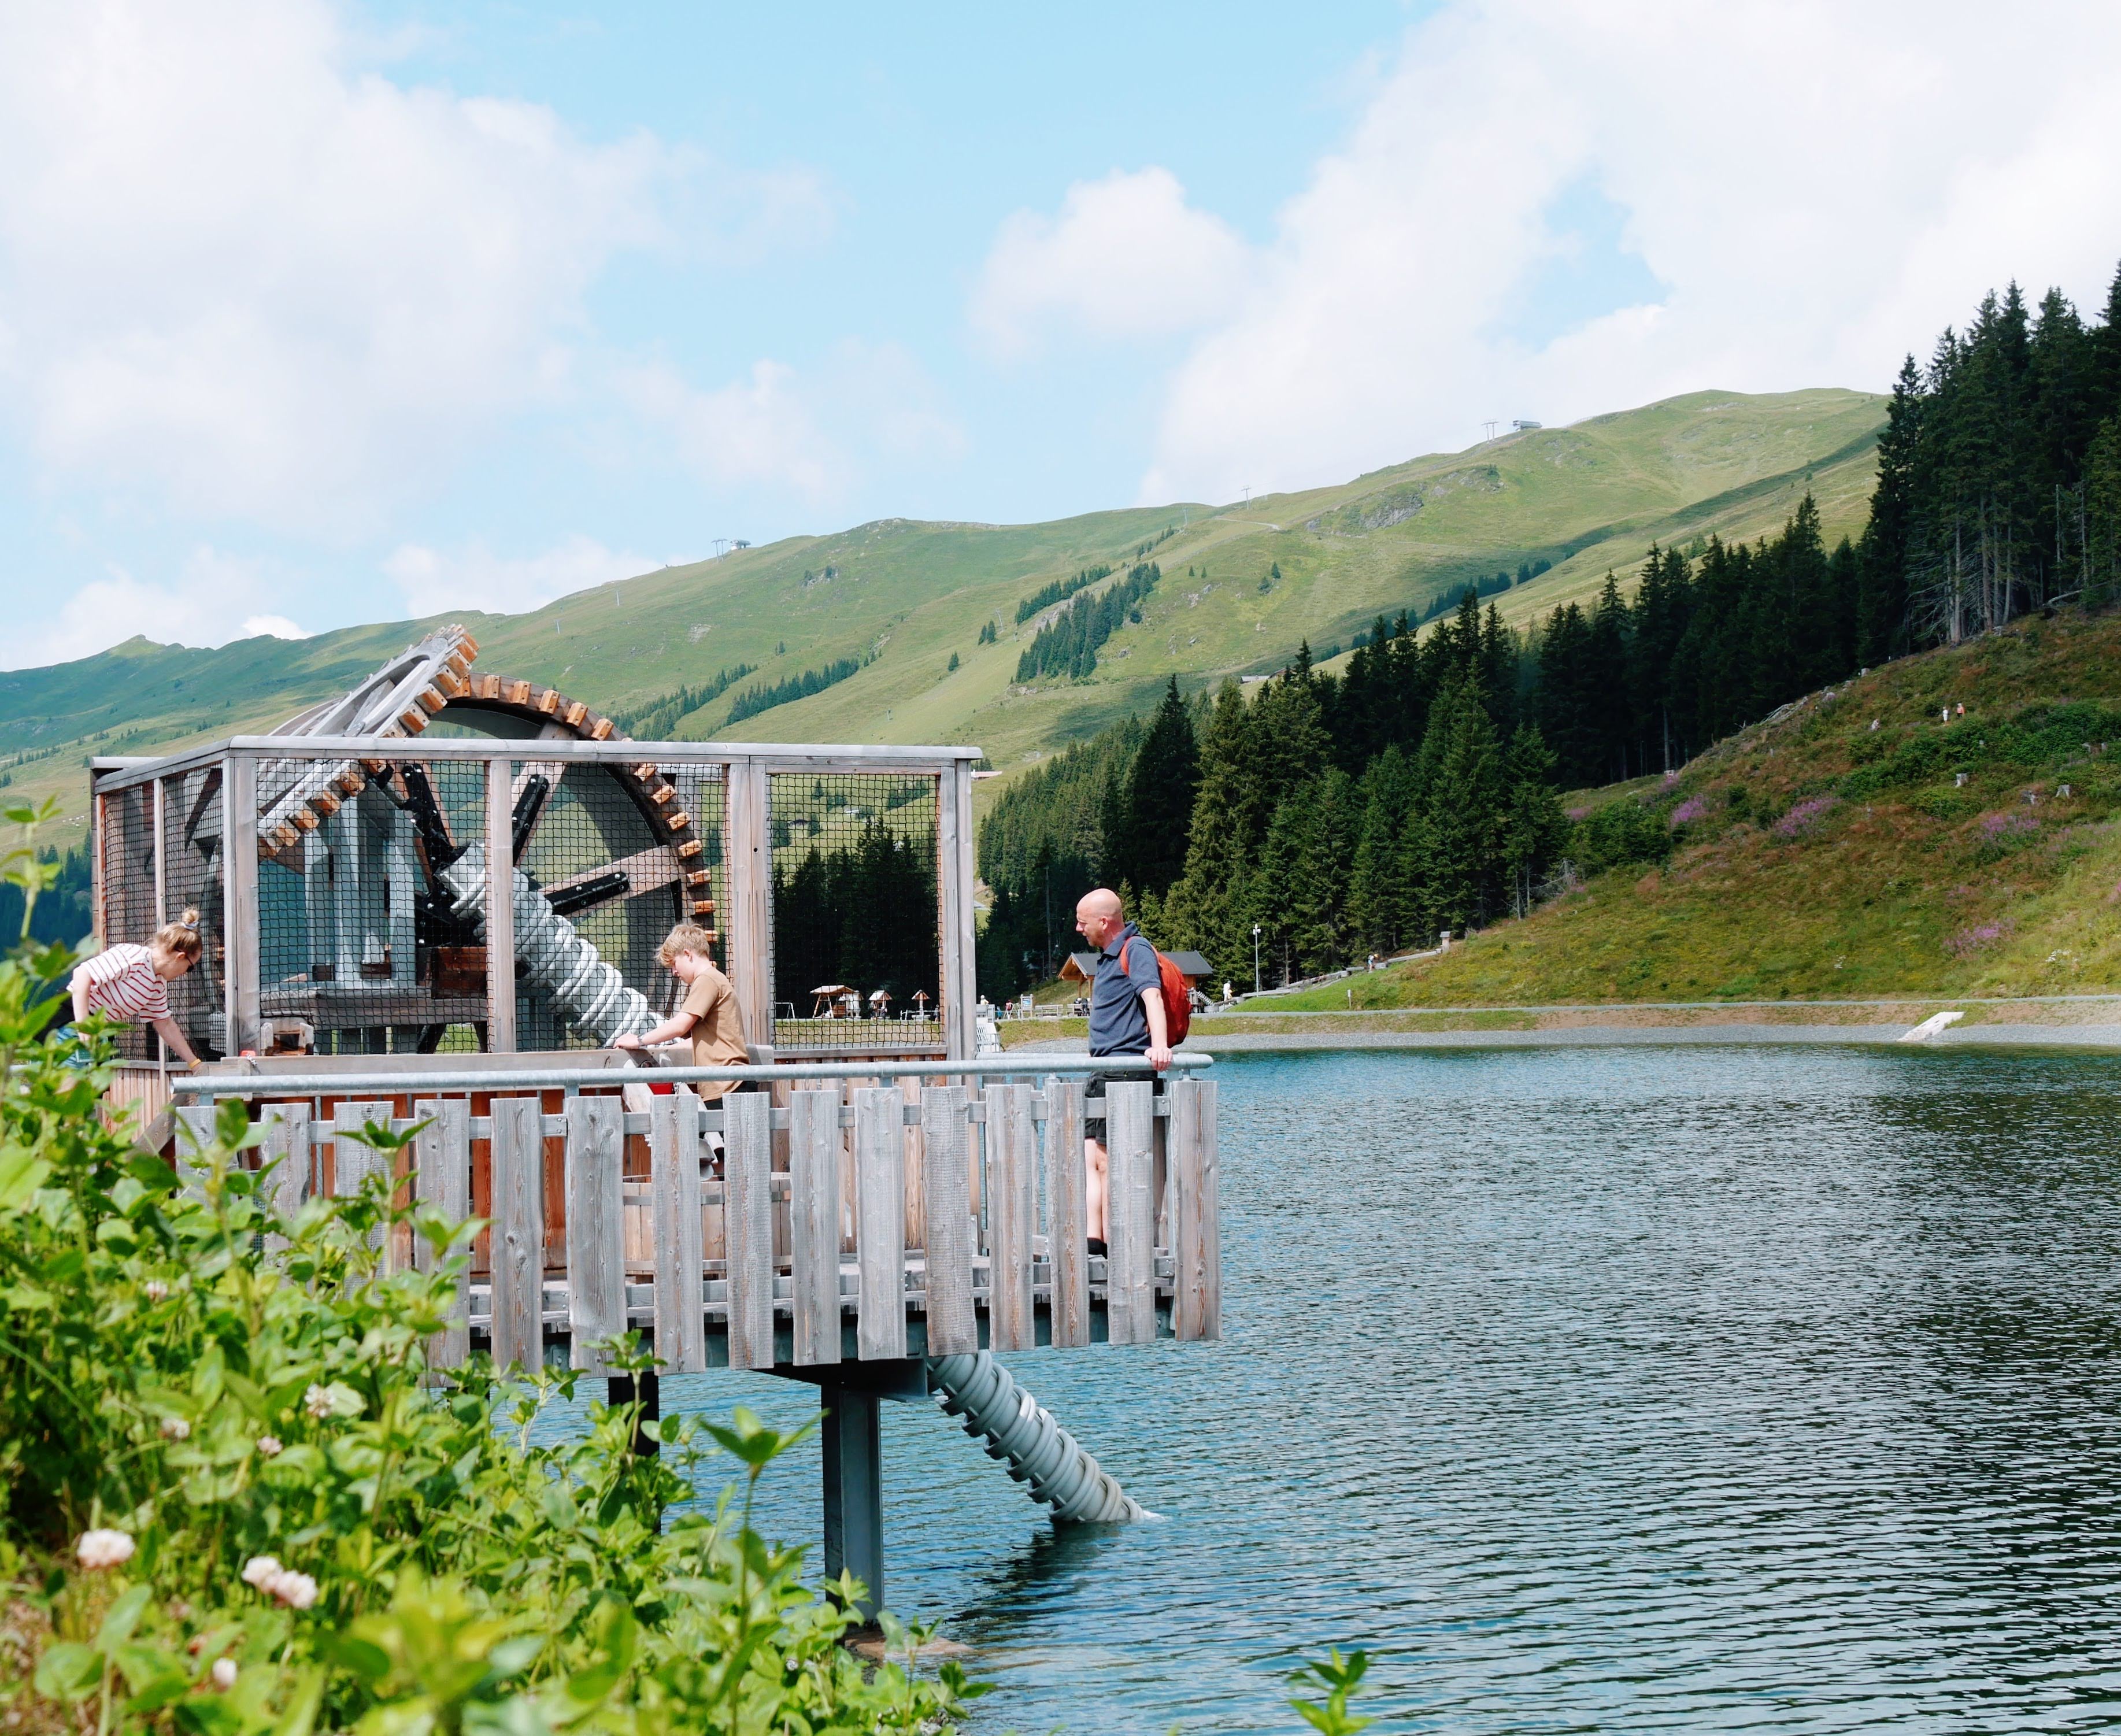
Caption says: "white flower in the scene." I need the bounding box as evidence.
[256,1435,282,1457]
[242,1555,317,1610]
[160,1416,190,1441]
[269,1571,318,1611]
[210,1659,237,1691]
[303,1385,332,1420]
[76,1529,134,1570]
[143,1280,169,1302]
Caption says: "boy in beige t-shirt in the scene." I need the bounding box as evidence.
[612,923,750,1099]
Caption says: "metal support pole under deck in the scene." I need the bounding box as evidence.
[820,1386,885,1623]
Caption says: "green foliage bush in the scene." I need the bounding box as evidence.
[0,802,978,1735]
[1568,799,1672,877]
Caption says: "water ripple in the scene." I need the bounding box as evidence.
[543,1046,2121,1732]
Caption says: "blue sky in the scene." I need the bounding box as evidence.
[2,0,2118,665]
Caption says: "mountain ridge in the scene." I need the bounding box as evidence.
[3,386,1885,830]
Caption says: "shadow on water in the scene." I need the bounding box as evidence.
[534,1045,2121,1734]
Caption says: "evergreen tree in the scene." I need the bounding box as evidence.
[1104,676,1200,895]
[1500,725,1569,916]
[1349,746,1419,953]
[1165,680,1257,967]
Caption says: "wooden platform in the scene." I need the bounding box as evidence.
[171,1067,1220,1376]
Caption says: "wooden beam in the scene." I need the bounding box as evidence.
[490,1095,544,1372]
[789,1089,842,1366]
[724,762,773,1044]
[484,756,516,1053]
[854,1087,906,1361]
[565,1094,626,1375]
[222,754,261,1056]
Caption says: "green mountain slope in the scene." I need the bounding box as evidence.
[1,387,1882,832]
[1257,607,2121,1008]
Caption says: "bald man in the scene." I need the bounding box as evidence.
[1074,886,1173,1250]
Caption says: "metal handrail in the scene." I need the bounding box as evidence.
[173,1052,1211,1098]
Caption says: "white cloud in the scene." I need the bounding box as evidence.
[623,358,841,501]
[384,535,654,619]
[6,547,312,669]
[1119,0,2121,505]
[622,340,963,505]
[971,167,1253,355]
[0,0,668,531]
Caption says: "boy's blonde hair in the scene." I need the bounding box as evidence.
[153,906,204,963]
[657,923,717,969]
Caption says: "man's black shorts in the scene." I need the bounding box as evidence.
[1083,1068,1165,1100]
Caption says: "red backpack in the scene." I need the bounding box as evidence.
[1121,936,1192,1046]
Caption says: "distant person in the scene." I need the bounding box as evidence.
[63,909,207,1066]
[1223,980,1234,1005]
[615,923,751,1102]
[1074,888,1173,1254]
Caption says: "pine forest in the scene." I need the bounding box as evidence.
[976,259,2121,997]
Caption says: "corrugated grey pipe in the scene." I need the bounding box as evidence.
[926,1352,1149,1523]
[439,843,656,1044]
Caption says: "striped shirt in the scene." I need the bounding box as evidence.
[77,944,171,1024]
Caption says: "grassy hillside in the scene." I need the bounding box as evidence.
[1256,608,2121,1008]
[0,386,1882,838]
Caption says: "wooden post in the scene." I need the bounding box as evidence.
[920,1086,977,1355]
[89,782,106,950]
[1045,1077,1090,1347]
[939,761,977,1061]
[222,754,261,1056]
[987,1083,1035,1352]
[724,761,773,1045]
[412,1096,471,1368]
[820,1384,884,1622]
[789,1089,842,1367]
[1104,1082,1156,1345]
[484,756,516,1053]
[257,1101,309,1249]
[1170,1077,1220,1342]
[723,1089,776,1370]
[490,1095,543,1371]
[649,1091,707,1374]
[854,1087,907,1361]
[565,1094,626,1374]
[151,777,167,928]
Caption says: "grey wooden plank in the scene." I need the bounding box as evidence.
[787,1089,842,1367]
[488,1095,544,1372]
[1194,1078,1221,1341]
[333,1098,394,1262]
[1169,1078,1216,1341]
[649,1092,707,1374]
[1045,1077,1090,1348]
[411,1097,470,1369]
[565,1094,627,1375]
[853,1087,906,1361]
[723,1089,776,1370]
[257,1101,309,1249]
[987,1084,1036,1353]
[172,1103,217,1200]
[483,758,516,1052]
[1104,1082,1157,1346]
[920,1086,977,1356]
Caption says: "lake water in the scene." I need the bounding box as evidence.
[553,1046,2121,1732]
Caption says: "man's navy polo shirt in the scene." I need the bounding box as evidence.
[1088,921,1161,1056]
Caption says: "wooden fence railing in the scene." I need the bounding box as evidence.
[171,1068,1219,1374]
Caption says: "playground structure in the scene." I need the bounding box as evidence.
[89,630,1221,1617]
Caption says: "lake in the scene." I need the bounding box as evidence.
[556,1045,2121,1732]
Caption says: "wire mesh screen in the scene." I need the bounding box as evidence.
[509,757,723,1049]
[768,771,942,1050]
[252,754,487,1057]
[160,768,225,1060]
[95,782,160,1060]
